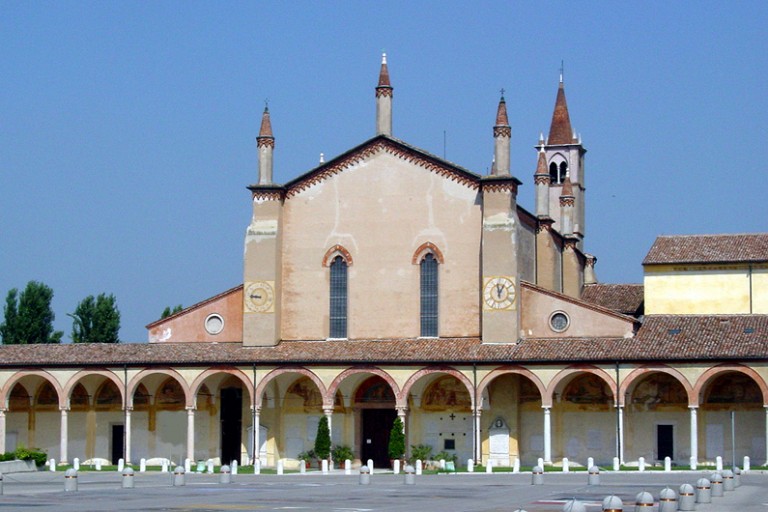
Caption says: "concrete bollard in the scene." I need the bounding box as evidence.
[695,477,711,504]
[345,459,352,475]
[300,461,306,474]
[531,465,544,485]
[467,459,474,472]
[613,457,620,471]
[743,455,750,472]
[404,464,415,485]
[184,458,191,473]
[139,458,146,472]
[122,467,135,489]
[658,487,677,512]
[588,466,600,486]
[220,465,231,484]
[206,460,214,474]
[537,457,544,469]
[634,491,653,511]
[733,466,742,487]
[439,459,446,470]
[321,459,329,474]
[513,458,520,473]
[601,495,623,511]
[638,456,645,472]
[161,460,168,473]
[118,458,125,472]
[64,468,78,492]
[277,459,284,475]
[367,459,374,475]
[710,472,723,497]
[512,509,528,512]
[678,483,696,511]
[95,459,102,471]
[689,456,696,470]
[716,455,723,472]
[49,458,56,472]
[587,457,594,469]
[562,457,569,473]
[73,457,80,471]
[415,459,422,476]
[563,498,586,512]
[486,459,493,473]
[0,472,3,495]
[173,466,186,487]
[359,465,370,485]
[393,459,400,475]
[722,469,734,491]
[663,456,671,472]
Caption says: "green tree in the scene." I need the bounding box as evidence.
[388,417,405,461]
[0,281,62,344]
[314,416,331,460]
[69,293,121,343]
[160,304,183,319]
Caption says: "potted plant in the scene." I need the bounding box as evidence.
[388,417,405,466]
[314,416,331,463]
[331,444,354,463]
[297,449,315,469]
[409,443,433,465]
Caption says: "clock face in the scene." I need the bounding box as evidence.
[244,281,275,313]
[483,276,516,310]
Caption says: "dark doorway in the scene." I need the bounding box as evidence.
[111,424,124,465]
[220,387,243,465]
[657,424,674,460]
[361,408,396,468]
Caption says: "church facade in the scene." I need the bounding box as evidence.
[1,56,766,470]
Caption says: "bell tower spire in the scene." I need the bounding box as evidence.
[492,90,511,176]
[256,105,275,185]
[375,53,393,136]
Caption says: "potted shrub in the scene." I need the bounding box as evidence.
[331,444,354,463]
[314,416,331,462]
[388,417,405,466]
[409,443,433,465]
[297,449,315,469]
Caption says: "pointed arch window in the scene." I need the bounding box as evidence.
[329,255,348,338]
[548,161,568,184]
[420,253,438,337]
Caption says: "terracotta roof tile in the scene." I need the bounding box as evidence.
[643,234,768,265]
[581,284,644,316]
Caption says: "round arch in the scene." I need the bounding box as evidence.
[546,365,617,405]
[327,367,400,408]
[692,363,768,407]
[62,369,126,408]
[254,367,327,409]
[1,370,65,409]
[127,368,192,408]
[189,368,255,405]
[620,365,694,407]
[478,366,548,407]
[400,366,473,409]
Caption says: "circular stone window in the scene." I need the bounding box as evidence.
[204,314,225,335]
[549,311,570,333]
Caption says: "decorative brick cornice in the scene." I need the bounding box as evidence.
[493,126,511,138]
[536,217,554,233]
[480,176,521,195]
[559,196,575,207]
[375,86,393,98]
[563,237,578,250]
[257,137,275,148]
[534,173,550,185]
[286,138,480,198]
[322,244,353,267]
[248,185,285,202]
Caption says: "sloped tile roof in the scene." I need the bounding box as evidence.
[581,284,644,316]
[643,234,768,265]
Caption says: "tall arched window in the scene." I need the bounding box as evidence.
[329,255,348,338]
[549,162,559,183]
[420,253,438,337]
[559,162,568,183]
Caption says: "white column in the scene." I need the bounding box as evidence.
[543,406,552,464]
[186,407,195,462]
[0,409,6,455]
[323,407,334,442]
[690,406,698,466]
[618,405,625,464]
[59,407,69,464]
[252,406,260,464]
[396,406,408,459]
[764,406,768,466]
[474,409,482,464]
[125,408,132,464]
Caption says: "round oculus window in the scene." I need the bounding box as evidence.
[204,314,224,335]
[549,311,570,332]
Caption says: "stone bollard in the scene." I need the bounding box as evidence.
[0,472,3,495]
[512,509,528,512]
[122,467,135,489]
[277,459,284,475]
[710,472,723,497]
[415,459,422,476]
[404,464,415,485]
[613,457,620,471]
[716,456,723,472]
[733,466,742,487]
[467,459,474,472]
[513,458,520,473]
[743,455,750,472]
[345,459,352,475]
[531,465,544,485]
[161,460,168,473]
[321,459,329,474]
[173,466,186,487]
[695,477,711,504]
[439,459,446,470]
[207,460,214,474]
[393,459,400,475]
[73,457,80,471]
[658,487,677,512]
[663,456,671,472]
[537,457,544,469]
[300,461,306,474]
[678,483,696,511]
[486,459,493,474]
[634,491,653,511]
[588,466,600,486]
[359,465,370,485]
[220,465,231,484]
[95,459,102,471]
[49,458,56,472]
[184,459,191,473]
[601,495,623,512]
[118,458,125,472]
[563,498,586,512]
[64,468,78,492]
[562,457,569,473]
[367,459,374,475]
[689,456,696,470]
[638,456,645,472]
[722,469,734,491]
[587,457,594,469]
[140,458,146,472]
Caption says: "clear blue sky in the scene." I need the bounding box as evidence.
[2,2,766,342]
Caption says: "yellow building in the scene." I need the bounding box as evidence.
[0,57,766,470]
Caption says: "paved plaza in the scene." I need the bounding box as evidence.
[1,469,767,511]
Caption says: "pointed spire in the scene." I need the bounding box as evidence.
[495,91,509,127]
[256,106,274,185]
[560,172,574,199]
[547,78,575,145]
[375,53,393,136]
[534,146,550,217]
[492,91,511,176]
[257,106,274,146]
[377,53,391,89]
